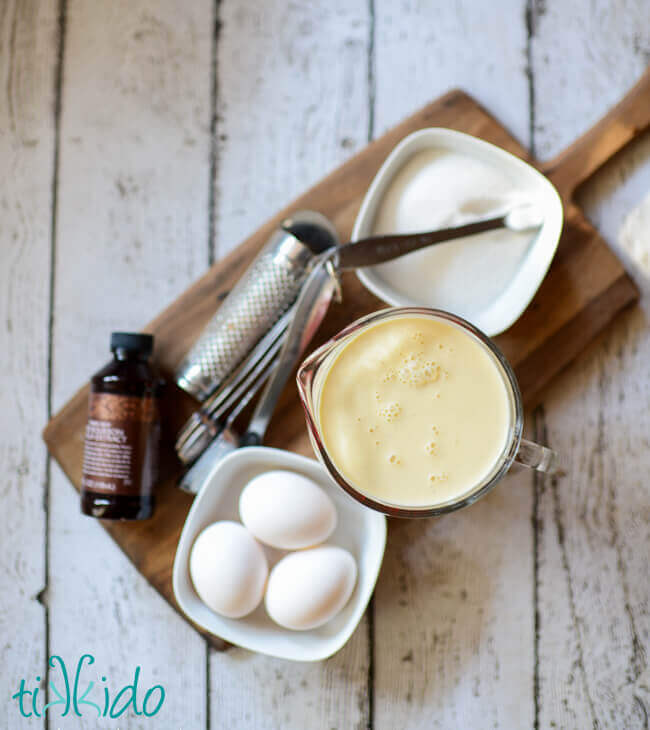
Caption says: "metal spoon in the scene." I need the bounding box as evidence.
[326,203,543,271]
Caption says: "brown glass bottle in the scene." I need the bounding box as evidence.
[81,332,162,520]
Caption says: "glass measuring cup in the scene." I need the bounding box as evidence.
[297,307,558,518]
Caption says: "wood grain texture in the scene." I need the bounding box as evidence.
[542,68,650,199]
[214,0,371,255]
[213,637,370,730]
[531,3,650,726]
[209,1,372,727]
[374,470,535,729]
[536,307,650,729]
[531,0,650,161]
[47,1,213,727]
[372,0,531,147]
[0,1,56,727]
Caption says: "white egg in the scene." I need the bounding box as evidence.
[239,470,337,550]
[189,521,268,619]
[265,545,357,630]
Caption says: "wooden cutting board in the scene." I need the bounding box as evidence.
[43,69,650,645]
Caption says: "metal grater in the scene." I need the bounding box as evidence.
[175,210,337,401]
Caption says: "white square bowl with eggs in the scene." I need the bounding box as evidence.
[173,446,386,661]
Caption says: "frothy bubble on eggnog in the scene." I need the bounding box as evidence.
[318,315,511,508]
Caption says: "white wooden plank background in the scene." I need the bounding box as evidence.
[532,4,650,728]
[0,1,648,728]
[0,2,55,728]
[48,1,213,728]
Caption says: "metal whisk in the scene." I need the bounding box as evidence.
[174,211,339,470]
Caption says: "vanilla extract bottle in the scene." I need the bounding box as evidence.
[81,332,162,520]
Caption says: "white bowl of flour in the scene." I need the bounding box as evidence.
[352,128,564,335]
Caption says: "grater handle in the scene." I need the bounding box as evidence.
[175,228,314,401]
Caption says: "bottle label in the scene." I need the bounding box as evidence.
[81,393,159,496]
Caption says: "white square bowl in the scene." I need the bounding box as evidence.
[173,446,386,661]
[353,128,564,336]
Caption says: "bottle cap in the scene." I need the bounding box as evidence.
[110,332,154,356]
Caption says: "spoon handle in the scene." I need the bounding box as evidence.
[335,214,506,271]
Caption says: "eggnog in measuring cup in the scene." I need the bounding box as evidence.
[318,314,512,508]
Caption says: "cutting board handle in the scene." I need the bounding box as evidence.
[542,66,650,200]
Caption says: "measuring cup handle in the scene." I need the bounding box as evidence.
[515,438,559,474]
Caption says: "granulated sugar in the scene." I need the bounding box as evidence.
[370,148,535,320]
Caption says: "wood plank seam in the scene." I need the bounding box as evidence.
[550,456,599,727]
[43,0,68,720]
[206,0,222,727]
[532,406,544,730]
[207,0,220,269]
